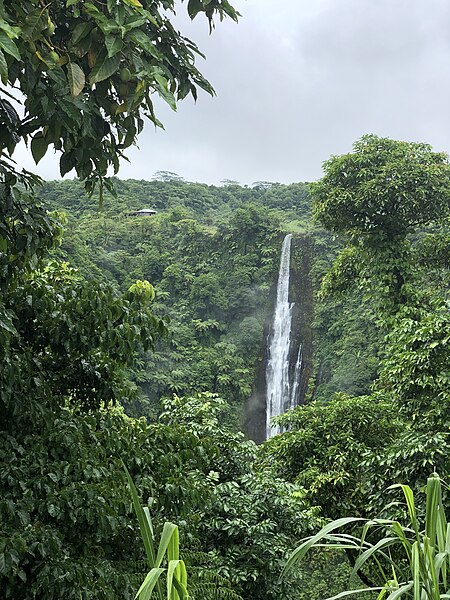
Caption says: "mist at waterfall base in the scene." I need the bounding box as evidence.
[266,234,302,439]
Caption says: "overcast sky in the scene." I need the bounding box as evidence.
[16,0,450,185]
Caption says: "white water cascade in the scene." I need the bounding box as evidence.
[290,344,303,411]
[266,233,296,439]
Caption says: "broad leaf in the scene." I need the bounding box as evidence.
[187,0,203,19]
[67,62,85,96]
[154,74,176,110]
[89,49,120,84]
[0,314,17,334]
[105,35,123,58]
[31,133,49,164]
[22,10,48,41]
[0,31,20,60]
[282,517,365,578]
[71,22,93,45]
[134,567,165,600]
[60,150,77,177]
[0,49,8,83]
[129,30,162,59]
[123,464,156,568]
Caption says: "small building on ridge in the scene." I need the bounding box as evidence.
[127,208,157,217]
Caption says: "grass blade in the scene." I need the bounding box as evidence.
[325,587,383,600]
[123,463,157,569]
[135,568,165,600]
[412,542,420,600]
[281,517,365,578]
[155,522,178,568]
[385,582,413,600]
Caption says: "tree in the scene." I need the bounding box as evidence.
[313,135,450,311]
[311,136,450,427]
[153,171,185,183]
[0,0,238,193]
[376,297,450,424]
[313,135,450,242]
[261,393,403,522]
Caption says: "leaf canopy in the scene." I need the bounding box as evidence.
[0,0,238,192]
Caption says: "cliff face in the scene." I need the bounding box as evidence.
[245,233,315,442]
[290,234,314,406]
[244,279,276,444]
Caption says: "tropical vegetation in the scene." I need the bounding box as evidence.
[1,0,450,598]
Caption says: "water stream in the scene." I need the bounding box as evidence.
[290,344,303,410]
[265,234,294,439]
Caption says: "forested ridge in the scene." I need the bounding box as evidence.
[38,177,379,422]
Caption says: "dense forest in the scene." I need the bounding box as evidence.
[38,176,378,425]
[5,136,450,598]
[2,1,450,599]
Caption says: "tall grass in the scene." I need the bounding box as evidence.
[124,464,189,600]
[282,475,450,600]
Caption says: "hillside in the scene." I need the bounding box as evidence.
[39,178,380,432]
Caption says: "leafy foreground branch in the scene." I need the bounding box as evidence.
[282,474,450,600]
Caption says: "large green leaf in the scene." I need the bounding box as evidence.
[0,48,8,83]
[0,30,20,60]
[187,0,203,19]
[282,517,365,577]
[0,314,17,334]
[129,30,162,60]
[155,522,178,568]
[67,62,85,96]
[105,35,123,58]
[71,21,93,45]
[89,49,120,84]
[123,463,156,568]
[325,589,383,600]
[60,150,77,177]
[154,74,176,111]
[135,567,165,600]
[22,9,48,41]
[31,133,49,164]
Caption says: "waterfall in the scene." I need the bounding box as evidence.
[290,344,303,410]
[266,234,294,439]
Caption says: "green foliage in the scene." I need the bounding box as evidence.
[313,135,450,242]
[261,394,403,521]
[41,180,308,417]
[1,259,165,418]
[1,405,149,599]
[39,175,382,427]
[124,465,188,600]
[159,393,322,600]
[283,475,450,600]
[312,293,380,402]
[1,386,319,599]
[0,184,61,289]
[312,135,450,313]
[0,0,238,190]
[1,189,167,599]
[377,298,450,424]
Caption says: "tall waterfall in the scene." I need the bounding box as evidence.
[266,234,294,439]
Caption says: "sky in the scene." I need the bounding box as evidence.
[15,0,450,185]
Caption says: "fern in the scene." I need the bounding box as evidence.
[185,550,244,600]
